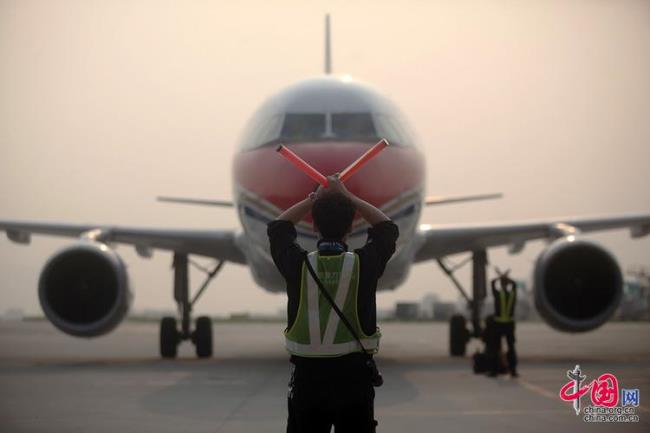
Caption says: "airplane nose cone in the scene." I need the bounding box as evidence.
[233,141,424,220]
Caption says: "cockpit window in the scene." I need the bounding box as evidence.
[280,114,326,140]
[240,112,414,150]
[373,113,413,147]
[331,113,376,139]
[279,112,377,142]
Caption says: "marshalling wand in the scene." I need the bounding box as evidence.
[276,139,389,186]
[339,139,389,182]
[276,145,329,186]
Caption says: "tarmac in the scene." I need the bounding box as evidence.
[0,320,648,432]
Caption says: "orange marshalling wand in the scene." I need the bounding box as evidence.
[276,144,329,186]
[276,139,390,186]
[339,139,389,182]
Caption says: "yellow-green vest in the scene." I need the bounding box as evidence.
[284,251,381,357]
[494,289,516,323]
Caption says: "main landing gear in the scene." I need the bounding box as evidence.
[159,253,225,359]
[437,250,488,357]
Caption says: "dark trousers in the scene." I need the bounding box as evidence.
[286,358,377,433]
[488,321,517,374]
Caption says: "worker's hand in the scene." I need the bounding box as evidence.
[326,174,352,198]
[309,184,325,202]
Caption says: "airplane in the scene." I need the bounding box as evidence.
[1,15,649,359]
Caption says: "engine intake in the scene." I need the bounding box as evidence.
[38,242,131,337]
[534,238,622,332]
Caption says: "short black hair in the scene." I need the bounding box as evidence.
[312,192,356,240]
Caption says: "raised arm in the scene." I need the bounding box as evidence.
[276,196,315,224]
[326,175,390,226]
[491,278,499,296]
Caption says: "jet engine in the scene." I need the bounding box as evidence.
[38,242,131,337]
[534,237,623,332]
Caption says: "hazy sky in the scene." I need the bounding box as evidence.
[1,0,649,317]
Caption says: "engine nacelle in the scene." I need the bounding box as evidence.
[38,242,131,337]
[534,237,623,332]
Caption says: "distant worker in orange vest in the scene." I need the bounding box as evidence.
[488,271,518,377]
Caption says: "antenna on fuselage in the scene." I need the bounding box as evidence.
[324,14,332,74]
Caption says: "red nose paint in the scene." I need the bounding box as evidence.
[235,141,425,219]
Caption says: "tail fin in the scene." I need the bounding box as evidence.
[324,14,332,74]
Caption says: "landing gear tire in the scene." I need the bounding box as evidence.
[193,316,213,358]
[449,314,469,357]
[160,316,179,359]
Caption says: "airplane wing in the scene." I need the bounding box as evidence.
[0,220,246,264]
[414,212,650,262]
[156,196,234,207]
[424,193,502,206]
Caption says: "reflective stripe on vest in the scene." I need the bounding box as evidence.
[285,337,380,356]
[495,289,515,323]
[284,251,381,357]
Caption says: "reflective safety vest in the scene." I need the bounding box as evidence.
[494,289,516,323]
[284,251,381,357]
